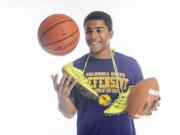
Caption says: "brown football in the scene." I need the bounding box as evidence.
[127,77,159,119]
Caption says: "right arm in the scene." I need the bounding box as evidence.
[51,73,77,119]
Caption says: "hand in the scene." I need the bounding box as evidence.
[51,73,76,100]
[146,96,161,116]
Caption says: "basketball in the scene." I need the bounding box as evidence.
[127,77,160,119]
[38,14,80,56]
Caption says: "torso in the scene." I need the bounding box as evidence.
[70,51,143,135]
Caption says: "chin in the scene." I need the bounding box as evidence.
[90,49,101,55]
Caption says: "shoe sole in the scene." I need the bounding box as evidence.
[62,63,99,100]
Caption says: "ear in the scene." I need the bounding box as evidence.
[109,30,114,39]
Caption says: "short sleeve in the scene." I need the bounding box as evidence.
[132,58,144,85]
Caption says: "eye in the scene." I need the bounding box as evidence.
[85,29,92,34]
[96,29,103,33]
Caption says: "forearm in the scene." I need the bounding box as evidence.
[58,97,76,119]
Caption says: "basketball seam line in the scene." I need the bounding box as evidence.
[39,19,74,40]
[42,28,79,46]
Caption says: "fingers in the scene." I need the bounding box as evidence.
[61,74,72,94]
[64,74,73,87]
[61,74,76,98]
[63,76,76,93]
[146,110,153,116]
[51,74,58,90]
[154,100,160,111]
[51,74,58,81]
[146,98,161,116]
[69,80,77,90]
[51,73,76,98]
[59,74,68,92]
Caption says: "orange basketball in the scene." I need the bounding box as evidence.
[38,14,80,56]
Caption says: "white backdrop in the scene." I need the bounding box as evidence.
[0,0,180,135]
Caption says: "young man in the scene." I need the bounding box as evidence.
[51,11,149,135]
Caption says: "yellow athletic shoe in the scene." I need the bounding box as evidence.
[62,62,99,100]
[104,86,133,115]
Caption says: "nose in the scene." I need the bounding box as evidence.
[88,30,98,40]
[91,31,97,39]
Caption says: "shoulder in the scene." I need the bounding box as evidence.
[115,52,143,84]
[72,54,89,70]
[115,51,143,75]
[115,52,138,65]
[62,54,89,71]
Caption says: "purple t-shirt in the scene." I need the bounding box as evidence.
[70,52,143,135]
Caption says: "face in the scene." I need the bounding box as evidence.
[84,20,113,57]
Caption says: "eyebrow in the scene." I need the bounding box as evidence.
[85,27,105,30]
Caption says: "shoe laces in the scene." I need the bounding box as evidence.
[111,93,128,108]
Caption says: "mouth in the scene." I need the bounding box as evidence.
[88,41,101,47]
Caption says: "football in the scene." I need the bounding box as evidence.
[127,77,159,119]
